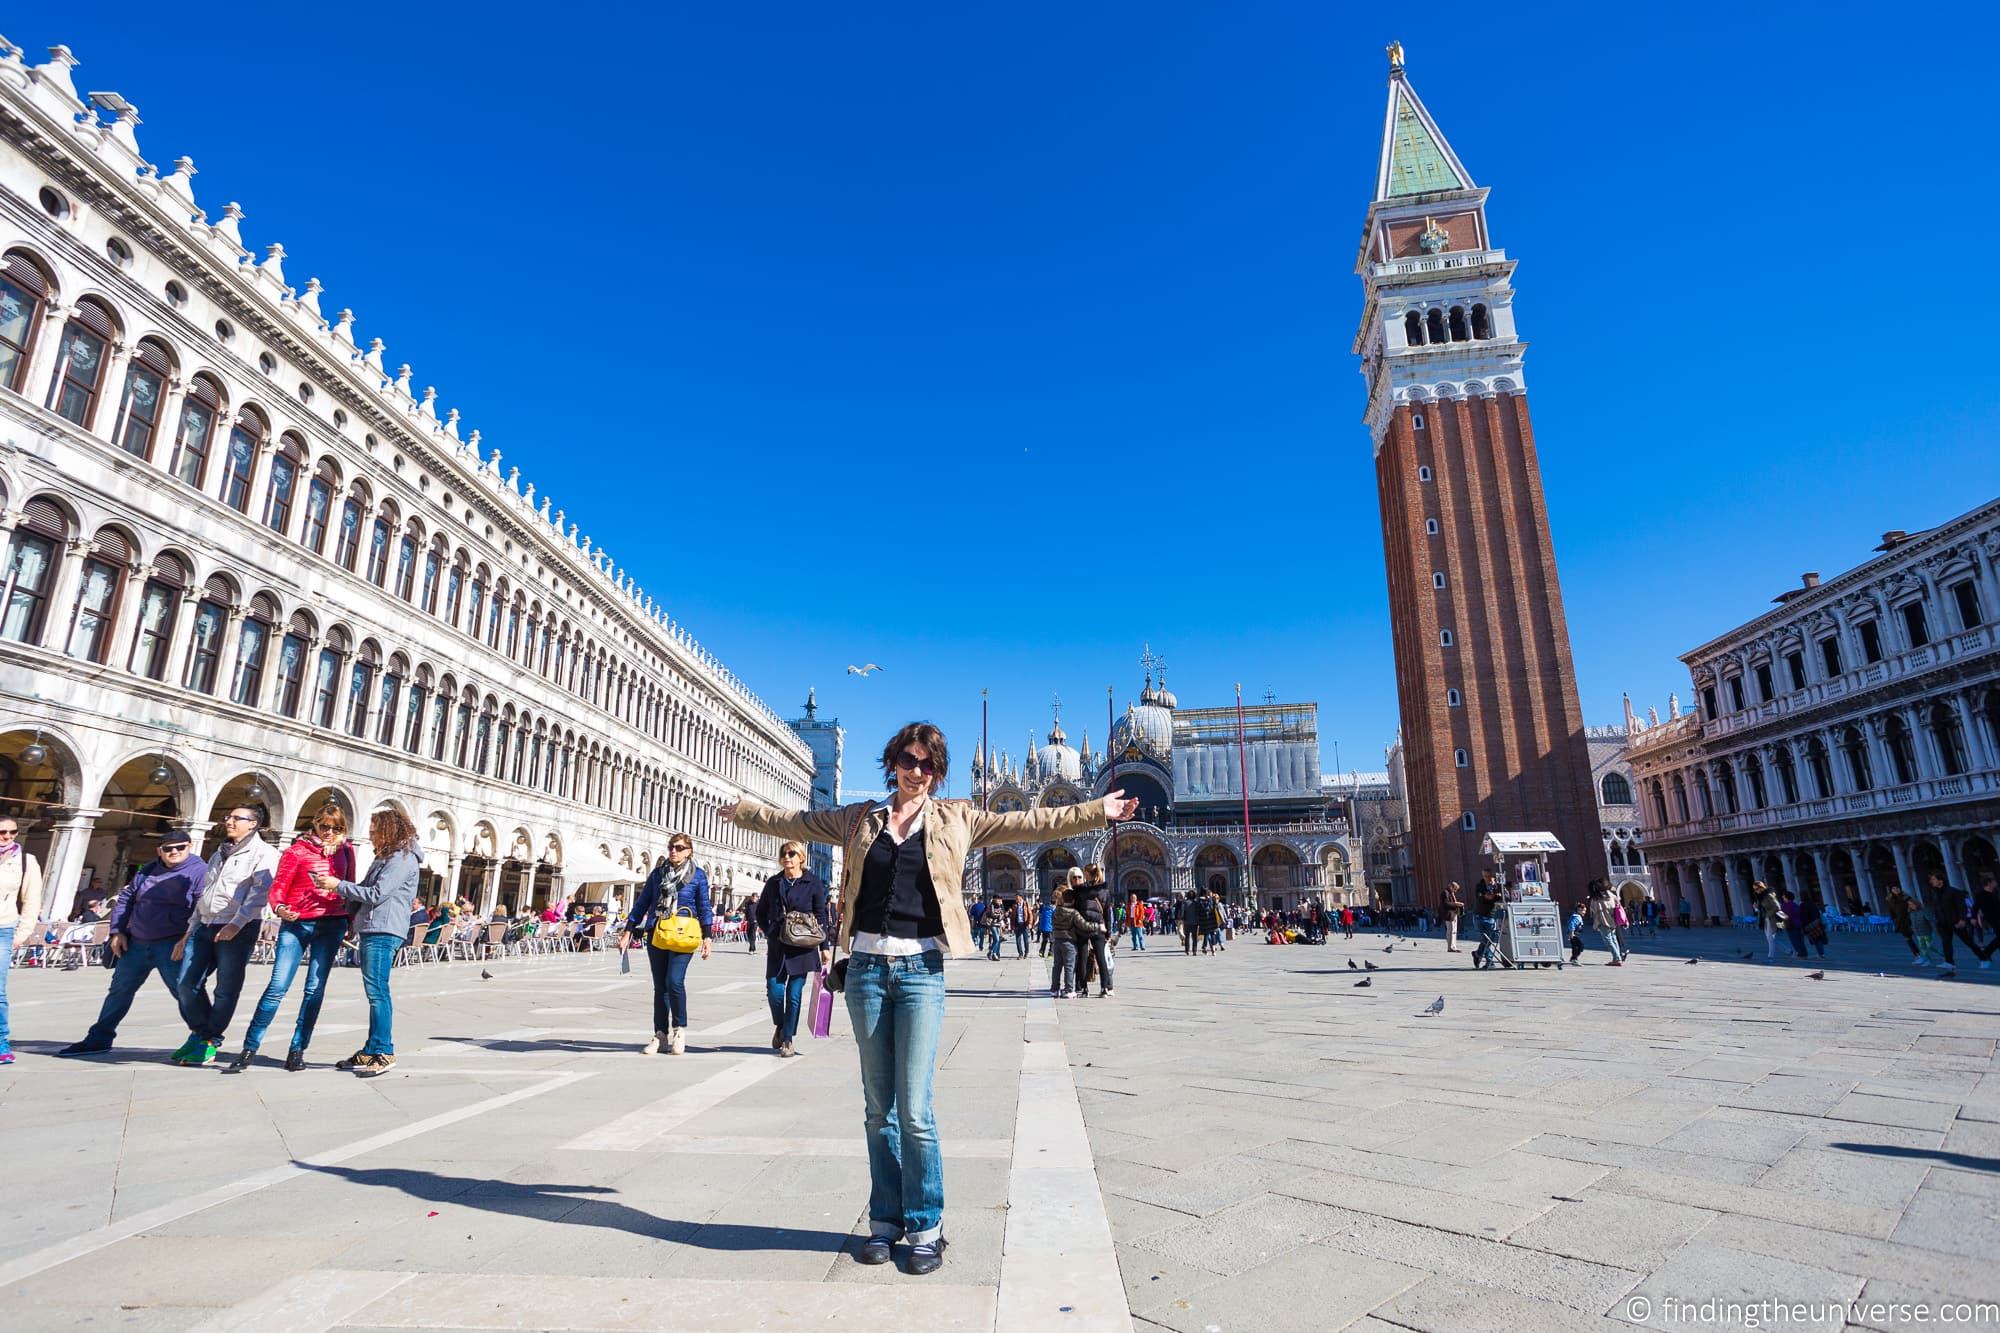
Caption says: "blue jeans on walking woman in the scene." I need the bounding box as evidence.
[243,917,343,1053]
[768,972,808,1043]
[845,950,947,1244]
[357,932,398,1056]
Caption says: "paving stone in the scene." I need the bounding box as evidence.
[1888,1186,2000,1259]
[1138,1242,1425,1333]
[1374,1273,1638,1332]
[1825,1091,1961,1131]
[1693,1211,1987,1298]
[1507,1192,1715,1270]
[1752,1146,1932,1210]
[1619,1242,1862,1332]
[1270,1167,1544,1238]
[1596,1166,1902,1239]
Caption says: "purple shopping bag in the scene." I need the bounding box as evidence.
[810,968,834,1039]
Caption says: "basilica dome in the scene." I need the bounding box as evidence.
[1035,717,1080,782]
[1112,673,1176,760]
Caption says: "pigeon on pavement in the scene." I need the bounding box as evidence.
[1354,978,1371,988]
[1685,957,1700,965]
[1421,995,1445,1015]
[1807,970,1824,980]
[1383,943,1396,953]
[481,969,493,980]
[1347,959,1358,971]
[1364,960,1379,971]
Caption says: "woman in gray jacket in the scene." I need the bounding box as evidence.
[314,807,422,1076]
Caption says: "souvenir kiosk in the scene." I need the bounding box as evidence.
[1482,832,1566,969]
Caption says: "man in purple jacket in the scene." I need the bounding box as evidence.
[60,830,208,1056]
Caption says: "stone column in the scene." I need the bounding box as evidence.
[1810,847,1835,909]
[1952,691,1993,771]
[21,304,70,407]
[90,340,132,445]
[109,561,152,673]
[1941,836,1972,899]
[214,605,247,703]
[1847,843,1879,912]
[1725,857,1751,916]
[170,587,204,687]
[1889,840,1918,898]
[1900,703,1941,781]
[182,820,217,857]
[43,537,93,654]
[481,859,502,917]
[42,809,104,923]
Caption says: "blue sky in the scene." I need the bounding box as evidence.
[26,4,1999,798]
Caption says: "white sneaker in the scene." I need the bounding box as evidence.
[669,1026,686,1056]
[641,1031,663,1056]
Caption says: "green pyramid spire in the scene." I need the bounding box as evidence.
[1384,85,1465,197]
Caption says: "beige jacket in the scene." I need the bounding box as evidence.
[0,849,45,936]
[729,795,1108,958]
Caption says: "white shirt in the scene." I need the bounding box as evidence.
[850,797,946,957]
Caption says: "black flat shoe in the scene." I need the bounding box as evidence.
[773,1026,783,1050]
[905,1236,948,1275]
[856,1237,894,1266]
[225,1048,254,1073]
[285,1049,305,1072]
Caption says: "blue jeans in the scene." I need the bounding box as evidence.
[985,925,1001,960]
[177,921,261,1044]
[0,925,13,1051]
[243,917,344,1053]
[1597,925,1625,962]
[1473,915,1499,967]
[83,936,182,1046]
[845,950,947,1243]
[1051,939,1077,994]
[1130,925,1145,949]
[767,971,808,1042]
[357,932,398,1056]
[646,944,694,1032]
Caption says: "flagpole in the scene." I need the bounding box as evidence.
[980,688,989,905]
[1236,682,1253,909]
[1107,684,1118,896]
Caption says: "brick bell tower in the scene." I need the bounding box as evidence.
[1354,43,1606,906]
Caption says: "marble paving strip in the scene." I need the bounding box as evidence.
[189,1268,419,1333]
[0,1071,591,1288]
[997,991,1133,1332]
[560,1054,798,1151]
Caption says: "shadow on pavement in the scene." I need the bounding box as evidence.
[1831,1142,2000,1172]
[301,1162,857,1251]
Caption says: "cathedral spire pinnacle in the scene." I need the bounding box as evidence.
[1375,45,1473,201]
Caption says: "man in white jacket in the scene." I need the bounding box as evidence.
[174,806,279,1064]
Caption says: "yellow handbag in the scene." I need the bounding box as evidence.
[651,905,703,954]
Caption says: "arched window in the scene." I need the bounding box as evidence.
[431,679,454,761]
[1841,726,1872,792]
[1600,772,1632,806]
[219,408,266,513]
[444,557,466,625]
[311,626,350,728]
[1446,687,1461,706]
[113,338,173,459]
[231,592,279,707]
[486,579,506,647]
[377,654,407,747]
[453,689,475,768]
[1447,306,1469,342]
[1671,774,1690,822]
[130,550,188,679]
[1931,702,1968,777]
[1403,311,1424,346]
[1884,716,1917,785]
[1608,841,1625,868]
[169,375,223,488]
[1744,755,1767,809]
[404,667,431,754]
[1648,779,1668,826]
[47,297,116,427]
[65,527,130,663]
[333,488,365,570]
[395,523,420,600]
[1454,748,1469,768]
[1426,309,1446,344]
[347,640,380,737]
[364,509,392,585]
[185,574,234,694]
[1806,737,1833,798]
[1773,748,1798,804]
[421,538,444,613]
[0,250,52,392]
[263,433,305,534]
[506,595,523,657]
[1,497,69,645]
[466,567,489,638]
[300,459,337,554]
[1715,761,1739,814]
[1470,304,1492,339]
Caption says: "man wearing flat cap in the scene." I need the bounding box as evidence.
[58,829,208,1057]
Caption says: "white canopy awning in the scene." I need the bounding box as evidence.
[1481,832,1565,855]
[560,850,645,886]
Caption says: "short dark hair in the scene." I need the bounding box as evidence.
[880,722,949,791]
[230,804,268,829]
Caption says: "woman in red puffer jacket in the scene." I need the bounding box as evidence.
[228,801,357,1072]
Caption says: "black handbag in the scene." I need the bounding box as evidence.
[828,956,848,993]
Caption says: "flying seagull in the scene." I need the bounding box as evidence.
[845,663,883,676]
[1422,995,1445,1016]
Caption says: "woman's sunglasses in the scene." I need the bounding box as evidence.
[895,751,937,776]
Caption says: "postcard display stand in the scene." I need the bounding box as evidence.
[1482,833,1567,969]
